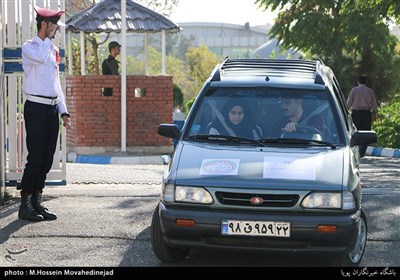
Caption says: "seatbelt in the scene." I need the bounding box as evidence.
[208,100,237,137]
[301,102,329,124]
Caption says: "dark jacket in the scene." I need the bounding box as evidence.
[102,55,120,75]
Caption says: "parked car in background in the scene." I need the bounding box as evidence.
[151,58,377,266]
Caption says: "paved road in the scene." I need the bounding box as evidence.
[1,156,399,269]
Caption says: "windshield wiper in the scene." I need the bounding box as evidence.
[260,138,337,149]
[188,134,266,147]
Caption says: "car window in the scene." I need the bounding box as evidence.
[184,87,344,144]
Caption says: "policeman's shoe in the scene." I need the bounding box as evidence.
[32,190,57,220]
[18,191,44,222]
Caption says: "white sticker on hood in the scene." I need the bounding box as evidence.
[263,156,316,181]
[200,159,240,176]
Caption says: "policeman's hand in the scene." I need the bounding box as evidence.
[282,122,297,132]
[45,22,58,39]
[62,116,72,129]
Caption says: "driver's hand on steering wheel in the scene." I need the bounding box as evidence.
[282,122,297,132]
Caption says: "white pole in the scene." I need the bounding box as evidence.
[121,0,127,152]
[68,31,72,75]
[161,30,166,75]
[80,31,85,75]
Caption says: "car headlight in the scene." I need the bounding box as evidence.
[162,184,214,204]
[342,191,356,210]
[301,192,355,210]
[175,186,213,204]
[162,183,175,202]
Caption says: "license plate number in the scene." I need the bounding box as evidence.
[221,220,290,237]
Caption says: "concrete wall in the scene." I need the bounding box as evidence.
[66,75,174,155]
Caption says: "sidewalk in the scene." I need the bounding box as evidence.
[67,146,400,165]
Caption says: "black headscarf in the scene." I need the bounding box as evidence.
[211,98,256,138]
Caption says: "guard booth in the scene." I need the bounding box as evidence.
[1,0,67,191]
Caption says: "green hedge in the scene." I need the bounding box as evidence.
[372,99,400,149]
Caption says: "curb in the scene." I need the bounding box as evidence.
[366,147,400,158]
[67,152,170,165]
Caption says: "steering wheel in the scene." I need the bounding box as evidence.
[294,124,321,134]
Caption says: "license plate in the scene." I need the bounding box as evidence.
[221,220,290,237]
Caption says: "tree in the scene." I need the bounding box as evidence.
[186,45,220,99]
[126,56,146,75]
[167,33,196,60]
[66,0,179,17]
[137,0,179,17]
[173,84,184,110]
[255,0,400,102]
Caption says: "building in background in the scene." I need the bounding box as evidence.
[105,22,288,59]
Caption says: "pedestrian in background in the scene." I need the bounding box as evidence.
[101,41,121,96]
[19,6,72,221]
[347,75,378,157]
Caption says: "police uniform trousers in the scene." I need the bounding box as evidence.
[18,100,60,193]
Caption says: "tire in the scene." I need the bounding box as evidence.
[330,210,367,267]
[151,203,189,263]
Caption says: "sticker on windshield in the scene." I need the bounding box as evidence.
[263,156,316,180]
[199,159,240,176]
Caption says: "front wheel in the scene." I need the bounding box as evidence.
[151,203,189,263]
[330,210,367,267]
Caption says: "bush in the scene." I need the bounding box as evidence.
[185,97,195,113]
[372,99,400,149]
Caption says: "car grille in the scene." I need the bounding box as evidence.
[215,192,299,207]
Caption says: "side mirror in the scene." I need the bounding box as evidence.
[158,124,181,139]
[350,131,377,147]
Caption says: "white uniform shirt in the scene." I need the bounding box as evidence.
[22,35,68,115]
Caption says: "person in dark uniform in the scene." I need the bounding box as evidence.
[19,6,72,221]
[102,41,121,75]
[101,41,121,96]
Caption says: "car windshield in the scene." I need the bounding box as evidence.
[184,87,344,145]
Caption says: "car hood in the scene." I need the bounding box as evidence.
[173,142,345,191]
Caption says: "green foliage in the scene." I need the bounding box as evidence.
[124,46,197,113]
[126,56,146,75]
[167,33,196,60]
[173,84,184,109]
[255,0,400,104]
[185,97,196,114]
[372,98,400,148]
[186,45,220,98]
[67,35,98,75]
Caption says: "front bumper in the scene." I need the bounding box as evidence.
[159,202,361,254]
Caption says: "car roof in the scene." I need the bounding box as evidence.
[208,58,334,90]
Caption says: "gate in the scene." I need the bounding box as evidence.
[1,0,67,186]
